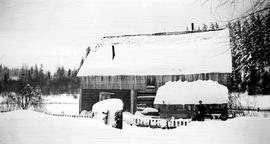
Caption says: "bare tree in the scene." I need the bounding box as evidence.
[19,84,42,109]
[202,0,270,22]
[6,84,43,110]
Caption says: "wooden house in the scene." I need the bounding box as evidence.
[77,29,232,114]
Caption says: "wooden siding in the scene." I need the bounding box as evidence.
[156,103,227,119]
[137,89,157,108]
[156,104,195,119]
[79,73,231,90]
[80,89,131,113]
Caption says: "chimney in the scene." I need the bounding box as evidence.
[112,45,115,60]
[191,23,194,31]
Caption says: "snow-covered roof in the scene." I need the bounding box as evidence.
[92,98,123,113]
[154,80,229,104]
[77,29,231,76]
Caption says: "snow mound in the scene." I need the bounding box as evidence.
[154,80,229,104]
[0,110,47,119]
[92,99,123,126]
[1,110,270,144]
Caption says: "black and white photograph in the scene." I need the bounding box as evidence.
[0,0,270,144]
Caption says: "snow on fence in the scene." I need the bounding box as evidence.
[43,111,94,118]
[29,109,94,118]
[123,116,191,129]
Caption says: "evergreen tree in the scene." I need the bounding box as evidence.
[186,26,189,31]
[230,9,270,94]
[230,21,242,92]
[210,22,215,30]
[0,64,80,95]
[261,9,270,94]
[215,22,219,30]
[202,24,208,31]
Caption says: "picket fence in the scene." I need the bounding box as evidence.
[123,116,191,129]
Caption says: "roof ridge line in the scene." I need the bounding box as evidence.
[102,28,225,39]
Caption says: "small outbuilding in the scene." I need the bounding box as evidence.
[154,80,229,119]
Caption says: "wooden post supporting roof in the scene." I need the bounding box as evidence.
[79,89,82,113]
[130,89,137,114]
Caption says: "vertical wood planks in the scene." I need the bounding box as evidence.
[79,73,231,90]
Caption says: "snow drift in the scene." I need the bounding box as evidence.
[1,110,270,144]
[231,92,270,109]
[154,80,229,104]
[92,99,123,127]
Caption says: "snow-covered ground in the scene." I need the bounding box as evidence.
[0,110,270,144]
[42,94,79,115]
[233,93,270,109]
[43,94,79,104]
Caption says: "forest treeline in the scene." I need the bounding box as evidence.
[0,64,79,95]
[229,9,270,95]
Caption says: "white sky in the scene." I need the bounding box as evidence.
[0,0,252,72]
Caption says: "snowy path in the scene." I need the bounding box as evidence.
[1,110,270,144]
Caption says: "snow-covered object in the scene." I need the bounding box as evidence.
[141,107,159,114]
[134,111,145,117]
[154,80,229,104]
[79,110,92,116]
[77,29,231,76]
[92,99,123,126]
